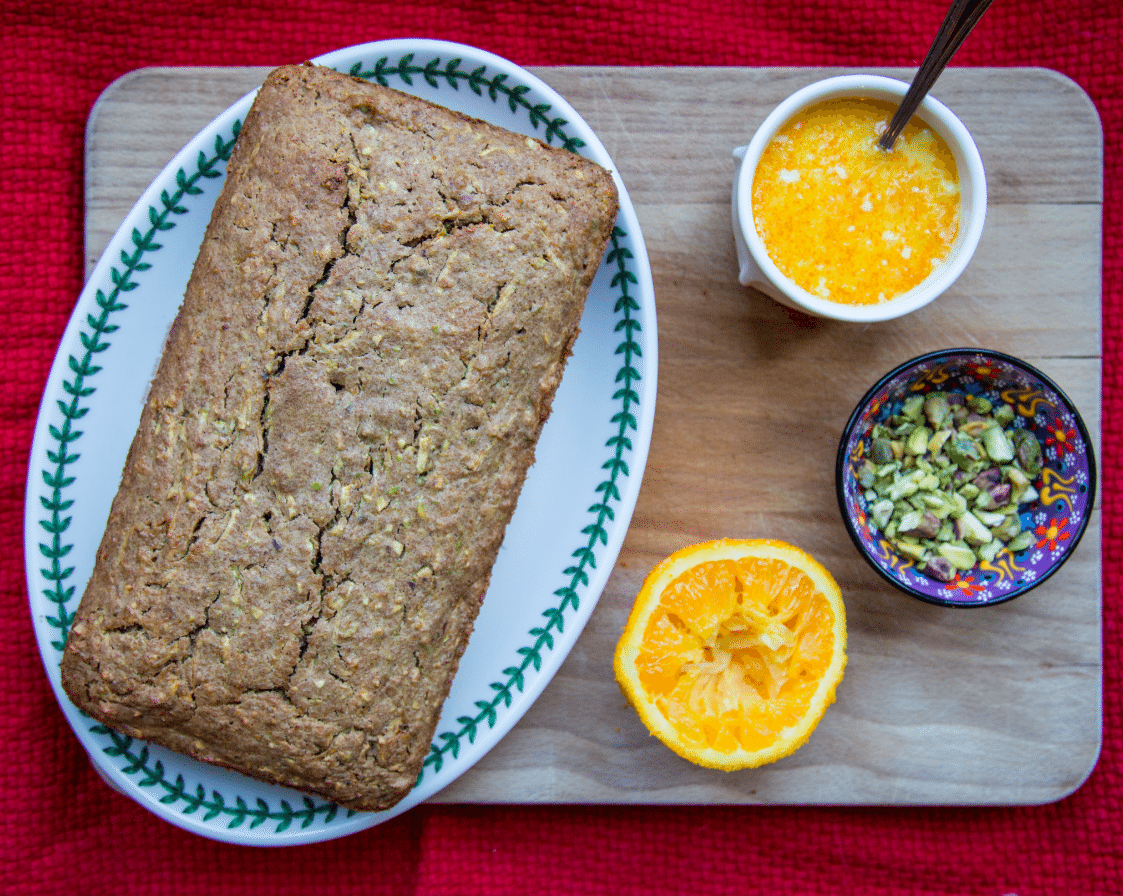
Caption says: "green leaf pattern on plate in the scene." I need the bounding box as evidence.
[39,55,641,832]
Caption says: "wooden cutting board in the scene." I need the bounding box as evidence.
[84,65,1103,806]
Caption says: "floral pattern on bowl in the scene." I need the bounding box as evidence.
[836,349,1096,607]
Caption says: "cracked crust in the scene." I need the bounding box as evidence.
[59,64,619,812]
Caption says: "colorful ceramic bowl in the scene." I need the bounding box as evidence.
[836,349,1096,607]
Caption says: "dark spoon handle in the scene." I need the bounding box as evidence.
[879,0,997,150]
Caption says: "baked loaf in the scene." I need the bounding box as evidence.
[61,63,618,811]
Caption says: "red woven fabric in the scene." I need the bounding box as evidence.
[3,1,1119,893]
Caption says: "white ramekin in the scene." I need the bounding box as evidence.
[732,75,987,322]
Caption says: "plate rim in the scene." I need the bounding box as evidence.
[24,38,657,845]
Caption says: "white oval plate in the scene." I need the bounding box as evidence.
[24,39,656,845]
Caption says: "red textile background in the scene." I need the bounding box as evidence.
[3,1,1119,893]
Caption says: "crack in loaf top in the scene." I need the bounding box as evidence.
[60,63,619,811]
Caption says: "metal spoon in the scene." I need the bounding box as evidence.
[879,0,997,150]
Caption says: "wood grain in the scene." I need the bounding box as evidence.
[85,65,1102,806]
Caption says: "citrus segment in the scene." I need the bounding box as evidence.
[614,539,847,769]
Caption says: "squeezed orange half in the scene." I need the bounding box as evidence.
[614,539,847,769]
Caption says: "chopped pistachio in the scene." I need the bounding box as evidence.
[993,403,1016,426]
[937,542,978,570]
[978,540,1004,563]
[899,509,941,538]
[924,392,951,428]
[927,428,953,455]
[922,556,956,582]
[858,461,878,488]
[896,539,928,561]
[1013,429,1044,476]
[956,510,993,546]
[870,437,895,464]
[990,520,1018,544]
[969,395,993,415]
[946,436,982,471]
[982,424,1015,463]
[861,389,1043,581]
[905,426,932,456]
[974,508,1007,528]
[870,499,894,529]
[901,394,925,421]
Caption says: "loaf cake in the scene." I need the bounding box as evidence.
[60,63,619,811]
